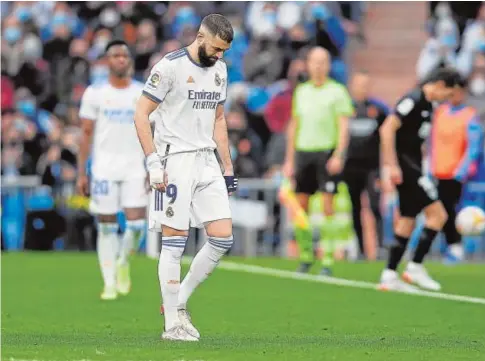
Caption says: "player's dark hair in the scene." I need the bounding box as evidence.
[456,75,468,89]
[105,39,129,54]
[425,67,462,88]
[201,14,234,43]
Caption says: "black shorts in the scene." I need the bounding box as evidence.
[396,156,438,218]
[295,150,340,195]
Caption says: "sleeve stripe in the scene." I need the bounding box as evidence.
[142,91,162,104]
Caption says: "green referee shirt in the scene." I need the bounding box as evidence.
[292,79,354,152]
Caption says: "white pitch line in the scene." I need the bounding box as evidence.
[217,261,485,306]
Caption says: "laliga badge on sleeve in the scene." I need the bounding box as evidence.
[148,71,161,89]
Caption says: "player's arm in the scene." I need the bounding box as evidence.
[379,113,401,167]
[454,117,483,182]
[379,113,402,187]
[327,86,354,174]
[334,86,354,158]
[76,87,97,196]
[134,95,158,156]
[380,96,415,172]
[213,104,233,175]
[135,61,174,190]
[284,115,297,168]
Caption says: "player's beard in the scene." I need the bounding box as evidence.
[198,43,218,67]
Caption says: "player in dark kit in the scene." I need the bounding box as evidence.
[379,68,461,292]
[344,71,388,260]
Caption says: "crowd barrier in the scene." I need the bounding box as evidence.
[2,176,485,261]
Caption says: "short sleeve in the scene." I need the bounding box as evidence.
[394,97,416,120]
[79,86,98,121]
[142,58,175,104]
[334,85,354,117]
[218,63,228,105]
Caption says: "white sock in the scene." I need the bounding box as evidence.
[449,243,464,260]
[97,223,119,289]
[178,236,234,309]
[118,220,145,265]
[159,236,187,330]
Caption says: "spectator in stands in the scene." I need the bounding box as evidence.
[1,72,15,110]
[416,29,458,80]
[456,4,485,78]
[224,17,249,83]
[310,2,348,84]
[134,20,159,80]
[468,53,485,122]
[14,35,52,109]
[2,15,29,76]
[264,58,307,177]
[244,34,285,87]
[429,2,482,38]
[54,38,90,109]
[227,109,263,178]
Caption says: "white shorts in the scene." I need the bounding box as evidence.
[149,149,231,231]
[89,177,148,215]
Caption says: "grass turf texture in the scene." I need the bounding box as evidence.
[2,253,485,361]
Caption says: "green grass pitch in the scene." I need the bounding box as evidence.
[2,252,485,361]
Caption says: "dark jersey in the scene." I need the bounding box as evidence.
[393,88,433,171]
[347,98,389,166]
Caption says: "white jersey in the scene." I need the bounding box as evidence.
[79,80,145,180]
[142,48,227,154]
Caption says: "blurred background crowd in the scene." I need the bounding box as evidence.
[1,1,366,183]
[1,1,485,255]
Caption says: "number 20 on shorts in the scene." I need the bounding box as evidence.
[154,184,178,211]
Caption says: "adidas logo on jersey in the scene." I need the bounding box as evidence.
[187,76,195,84]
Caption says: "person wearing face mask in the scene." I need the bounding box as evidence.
[13,3,32,24]
[56,38,90,106]
[14,35,51,107]
[43,21,72,71]
[2,15,25,76]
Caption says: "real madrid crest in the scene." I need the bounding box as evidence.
[215,73,221,86]
[166,206,174,218]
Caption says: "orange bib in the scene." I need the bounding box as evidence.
[431,104,476,179]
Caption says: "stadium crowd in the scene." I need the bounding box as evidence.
[1,1,365,182]
[1,1,484,256]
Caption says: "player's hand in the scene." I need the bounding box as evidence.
[224,170,238,196]
[326,155,343,175]
[76,174,90,197]
[389,165,403,185]
[146,152,167,192]
[282,160,294,179]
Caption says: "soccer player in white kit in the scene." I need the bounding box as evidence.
[77,40,147,301]
[134,14,237,341]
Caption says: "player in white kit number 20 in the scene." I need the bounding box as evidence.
[77,40,147,301]
[134,14,237,342]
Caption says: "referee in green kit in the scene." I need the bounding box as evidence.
[283,47,354,275]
